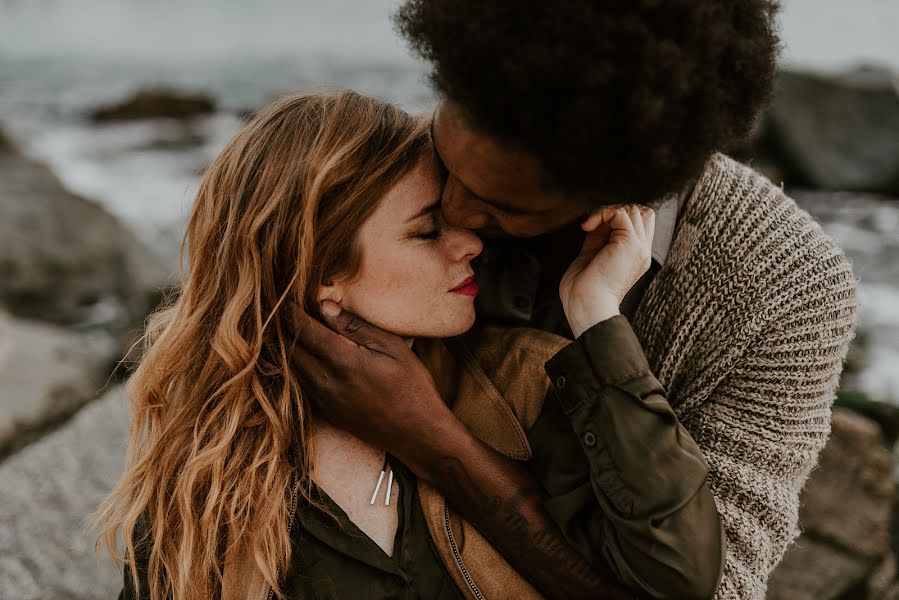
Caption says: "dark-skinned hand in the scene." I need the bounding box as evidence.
[289,299,455,472]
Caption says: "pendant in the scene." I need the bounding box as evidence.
[369,455,394,506]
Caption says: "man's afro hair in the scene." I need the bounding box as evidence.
[396,0,781,204]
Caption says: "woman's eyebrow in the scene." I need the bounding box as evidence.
[405,200,441,223]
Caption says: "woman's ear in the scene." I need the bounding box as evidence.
[316,279,343,304]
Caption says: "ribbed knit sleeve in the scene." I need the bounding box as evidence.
[632,154,858,599]
[687,258,856,599]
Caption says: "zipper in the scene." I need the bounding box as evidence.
[444,502,484,600]
[265,473,302,600]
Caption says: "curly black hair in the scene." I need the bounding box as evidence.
[396,0,781,204]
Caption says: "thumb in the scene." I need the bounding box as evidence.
[577,222,612,259]
[319,301,402,356]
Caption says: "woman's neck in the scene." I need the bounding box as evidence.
[311,420,400,556]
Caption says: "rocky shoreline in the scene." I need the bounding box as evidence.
[0,128,171,460]
[0,70,898,598]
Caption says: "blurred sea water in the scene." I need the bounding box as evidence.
[0,0,432,262]
[0,0,897,403]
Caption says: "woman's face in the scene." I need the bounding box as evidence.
[321,151,484,338]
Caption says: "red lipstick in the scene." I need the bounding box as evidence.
[450,275,479,297]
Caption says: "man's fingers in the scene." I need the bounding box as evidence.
[608,206,637,241]
[290,341,332,394]
[319,304,401,356]
[292,304,355,360]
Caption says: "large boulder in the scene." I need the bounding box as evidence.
[767,408,895,600]
[0,129,171,328]
[90,88,216,122]
[0,309,119,456]
[759,68,899,195]
[0,386,128,600]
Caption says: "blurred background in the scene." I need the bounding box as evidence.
[0,1,897,598]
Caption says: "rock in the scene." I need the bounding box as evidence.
[836,389,899,445]
[767,539,870,600]
[0,386,129,600]
[0,309,119,456]
[759,68,899,195]
[800,410,894,557]
[867,554,899,600]
[767,409,895,600]
[90,88,216,122]
[0,133,171,328]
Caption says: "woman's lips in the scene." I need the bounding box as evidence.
[450,275,479,297]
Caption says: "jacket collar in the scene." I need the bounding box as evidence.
[414,336,532,460]
[651,191,683,265]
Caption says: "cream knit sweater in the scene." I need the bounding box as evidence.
[631,154,858,599]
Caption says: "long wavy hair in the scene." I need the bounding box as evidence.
[89,90,430,600]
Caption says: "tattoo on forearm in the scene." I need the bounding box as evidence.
[435,455,502,516]
[502,488,606,591]
[430,457,629,599]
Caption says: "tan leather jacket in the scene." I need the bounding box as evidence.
[220,325,568,600]
[413,326,568,600]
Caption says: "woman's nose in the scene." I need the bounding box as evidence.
[448,226,484,262]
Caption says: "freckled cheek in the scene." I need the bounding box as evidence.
[354,255,444,310]
[381,258,432,293]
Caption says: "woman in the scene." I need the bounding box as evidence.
[92,90,654,600]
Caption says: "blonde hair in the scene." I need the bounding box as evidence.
[90,90,430,599]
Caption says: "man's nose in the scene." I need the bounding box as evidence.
[442,177,492,230]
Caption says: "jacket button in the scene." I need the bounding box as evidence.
[583,431,597,448]
[555,375,566,389]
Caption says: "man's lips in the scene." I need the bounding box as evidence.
[450,275,479,297]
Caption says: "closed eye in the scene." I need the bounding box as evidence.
[411,210,444,242]
[415,229,442,240]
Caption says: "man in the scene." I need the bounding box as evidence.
[293,1,857,598]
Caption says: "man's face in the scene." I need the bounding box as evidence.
[432,101,589,238]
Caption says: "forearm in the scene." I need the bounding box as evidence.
[400,409,634,600]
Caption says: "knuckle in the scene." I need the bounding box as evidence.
[345,315,365,334]
[357,336,377,351]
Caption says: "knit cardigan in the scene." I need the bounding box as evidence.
[630,154,857,599]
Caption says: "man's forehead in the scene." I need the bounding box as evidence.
[432,104,551,206]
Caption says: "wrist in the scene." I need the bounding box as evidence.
[563,294,621,338]
[395,406,476,481]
